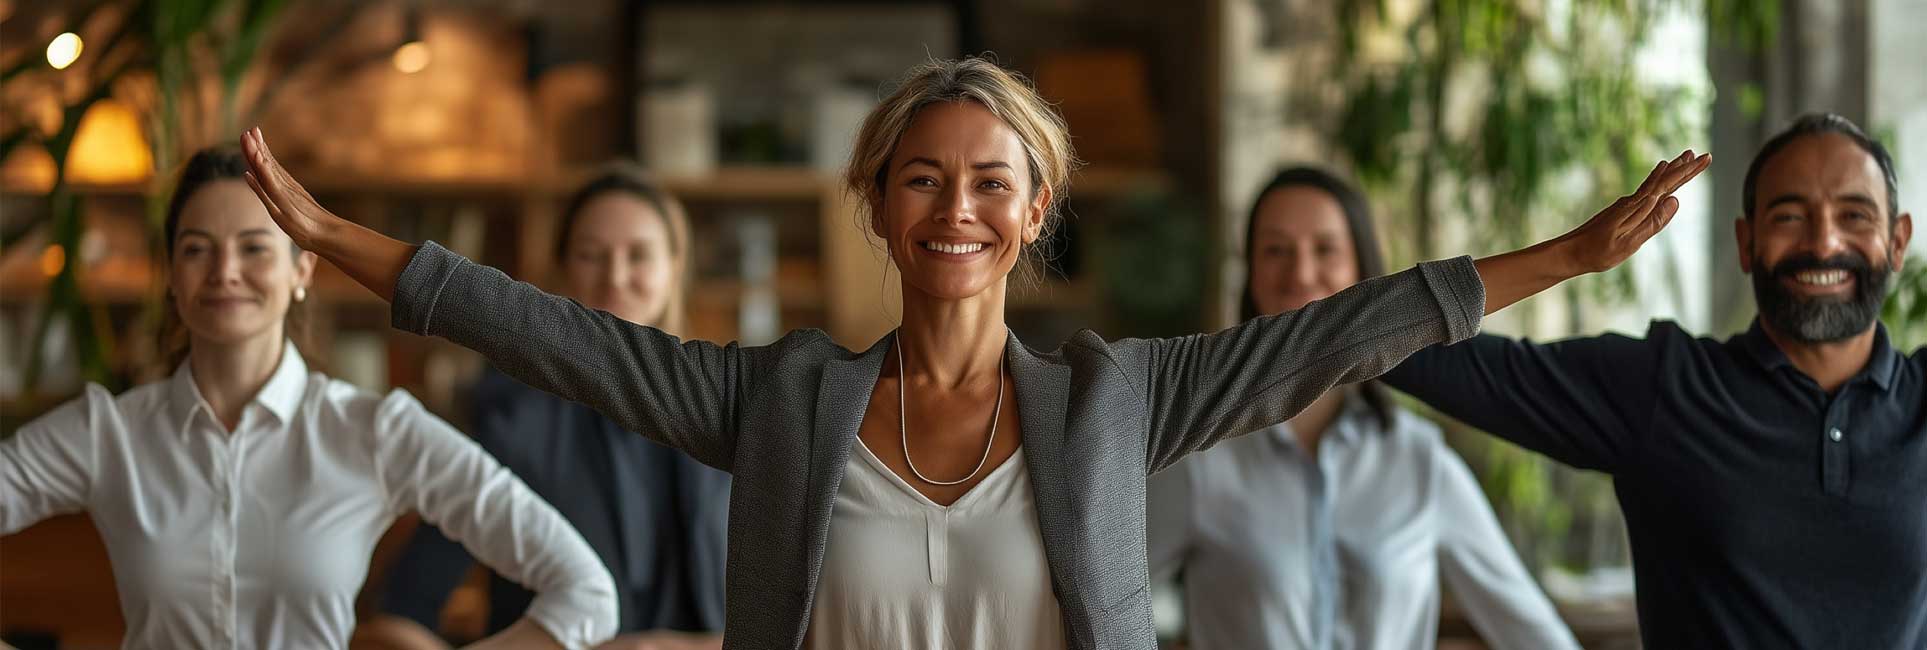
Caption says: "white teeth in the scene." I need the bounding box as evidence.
[922,241,985,254]
[1794,270,1849,286]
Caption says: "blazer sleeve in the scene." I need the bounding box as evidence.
[1145,457,1196,583]
[1112,257,1485,473]
[392,241,769,471]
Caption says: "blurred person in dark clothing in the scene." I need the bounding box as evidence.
[360,166,729,650]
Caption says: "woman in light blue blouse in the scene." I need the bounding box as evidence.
[1148,168,1580,650]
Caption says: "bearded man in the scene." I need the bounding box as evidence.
[1384,113,1920,648]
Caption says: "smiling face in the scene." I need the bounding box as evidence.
[1739,133,1913,343]
[168,179,317,348]
[560,191,677,327]
[873,100,1050,302]
[1247,186,1362,315]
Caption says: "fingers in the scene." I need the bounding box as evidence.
[1626,194,1682,244]
[1659,153,1711,196]
[242,128,284,187]
[1634,150,1691,197]
[1617,150,1709,230]
[243,171,279,216]
[256,130,310,207]
[1633,196,1681,244]
[241,129,278,195]
[1632,158,1671,198]
[1614,193,1661,236]
[265,147,296,195]
[241,127,312,212]
[1644,150,1709,200]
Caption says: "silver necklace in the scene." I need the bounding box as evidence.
[895,336,1004,486]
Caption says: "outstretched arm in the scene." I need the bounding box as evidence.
[241,128,746,468]
[1131,151,1708,472]
[1383,328,1667,472]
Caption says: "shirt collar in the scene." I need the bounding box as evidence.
[1741,318,1899,392]
[167,340,309,434]
[255,340,309,424]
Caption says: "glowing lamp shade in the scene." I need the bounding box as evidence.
[1,145,58,193]
[65,100,154,185]
[47,32,83,70]
[393,41,431,74]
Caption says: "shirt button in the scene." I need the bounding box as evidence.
[1829,428,1844,442]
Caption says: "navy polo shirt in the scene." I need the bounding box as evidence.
[1384,319,1926,648]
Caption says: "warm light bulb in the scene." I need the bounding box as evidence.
[47,32,82,70]
[40,244,65,278]
[392,41,431,74]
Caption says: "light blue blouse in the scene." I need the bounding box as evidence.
[1149,395,1578,650]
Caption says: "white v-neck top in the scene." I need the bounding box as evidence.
[806,440,1064,649]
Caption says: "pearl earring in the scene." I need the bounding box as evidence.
[294,287,307,303]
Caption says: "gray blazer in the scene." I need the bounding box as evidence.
[392,241,1485,649]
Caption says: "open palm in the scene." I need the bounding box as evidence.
[1561,149,1711,274]
[239,127,334,249]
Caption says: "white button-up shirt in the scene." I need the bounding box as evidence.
[1149,396,1578,650]
[1,341,617,649]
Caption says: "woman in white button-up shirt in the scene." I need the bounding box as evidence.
[0,149,618,650]
[1150,168,1578,650]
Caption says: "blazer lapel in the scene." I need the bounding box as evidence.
[1003,334,1082,619]
[798,332,891,606]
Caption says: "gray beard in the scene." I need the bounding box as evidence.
[1750,258,1890,344]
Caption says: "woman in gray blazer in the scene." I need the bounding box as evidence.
[236,57,1706,650]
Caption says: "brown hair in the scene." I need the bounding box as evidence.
[1240,167,1395,429]
[843,57,1080,281]
[160,148,315,370]
[554,162,692,335]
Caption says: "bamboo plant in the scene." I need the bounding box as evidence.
[1,0,344,411]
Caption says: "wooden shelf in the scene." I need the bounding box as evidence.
[2,164,1146,350]
[297,173,534,198]
[688,277,825,310]
[2,165,1165,203]
[0,175,535,200]
[659,166,835,202]
[1008,278,1097,308]
[0,180,147,197]
[0,261,386,307]
[1071,166,1172,198]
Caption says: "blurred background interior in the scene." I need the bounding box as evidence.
[0,0,1923,648]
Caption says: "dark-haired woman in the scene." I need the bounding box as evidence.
[0,149,616,649]
[364,165,728,650]
[1149,168,1578,650]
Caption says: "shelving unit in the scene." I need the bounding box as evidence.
[0,164,1173,342]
